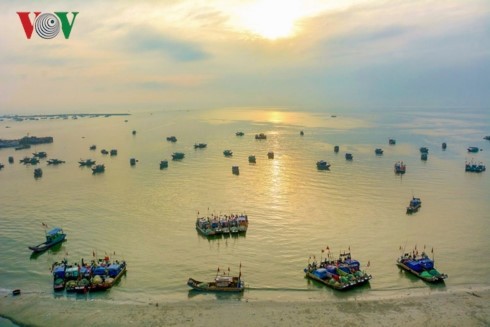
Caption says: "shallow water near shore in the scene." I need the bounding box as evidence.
[0,107,489,323]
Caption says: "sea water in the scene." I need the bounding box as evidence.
[0,107,489,311]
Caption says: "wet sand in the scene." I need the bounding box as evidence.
[1,288,489,327]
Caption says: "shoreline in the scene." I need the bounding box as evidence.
[1,287,489,326]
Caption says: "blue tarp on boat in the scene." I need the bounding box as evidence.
[420,259,434,270]
[46,228,63,236]
[326,266,337,274]
[313,268,328,279]
[93,266,107,276]
[344,259,360,269]
[108,264,122,277]
[53,266,65,279]
[406,261,423,272]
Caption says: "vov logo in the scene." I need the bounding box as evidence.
[17,12,79,39]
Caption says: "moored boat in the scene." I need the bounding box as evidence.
[34,168,43,178]
[396,251,447,283]
[406,197,422,214]
[421,153,428,161]
[235,131,244,136]
[187,267,244,292]
[304,251,372,290]
[419,147,429,154]
[195,218,216,236]
[255,133,266,140]
[92,164,105,173]
[465,161,486,173]
[467,146,479,153]
[172,152,185,160]
[394,161,406,174]
[316,160,330,170]
[375,148,383,155]
[223,150,233,157]
[166,136,177,142]
[248,155,256,163]
[232,166,239,175]
[29,227,66,253]
[79,159,96,166]
[267,151,274,159]
[47,158,65,165]
[160,160,168,169]
[345,153,353,160]
[334,145,339,153]
[52,260,69,291]
[389,138,396,145]
[194,143,207,149]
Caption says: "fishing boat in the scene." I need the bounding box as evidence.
[88,258,127,292]
[421,153,428,161]
[232,166,239,175]
[28,227,66,253]
[442,142,447,150]
[34,168,43,178]
[160,160,168,169]
[172,152,185,160]
[389,138,396,145]
[194,143,207,149]
[484,136,490,140]
[52,260,69,291]
[195,218,216,236]
[248,155,256,163]
[255,133,267,140]
[375,148,383,155]
[130,158,137,166]
[334,145,339,153]
[101,149,109,155]
[467,147,479,153]
[396,251,447,283]
[89,145,96,150]
[406,197,422,214]
[110,149,118,156]
[316,160,330,170]
[92,164,105,173]
[235,131,244,136]
[345,153,353,161]
[267,151,274,159]
[79,159,96,166]
[236,214,248,233]
[300,130,304,136]
[420,147,429,154]
[166,136,177,142]
[187,268,244,292]
[394,161,406,174]
[223,150,233,157]
[304,251,372,290]
[33,151,47,158]
[47,158,65,165]
[465,161,486,173]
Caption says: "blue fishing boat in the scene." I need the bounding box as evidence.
[52,260,69,291]
[28,227,66,253]
[467,146,479,153]
[396,251,447,283]
[406,197,422,214]
[304,251,372,290]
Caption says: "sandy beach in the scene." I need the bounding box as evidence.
[1,287,489,327]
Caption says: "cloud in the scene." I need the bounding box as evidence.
[122,27,210,62]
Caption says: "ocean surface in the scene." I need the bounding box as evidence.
[0,107,489,313]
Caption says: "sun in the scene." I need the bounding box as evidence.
[235,0,303,40]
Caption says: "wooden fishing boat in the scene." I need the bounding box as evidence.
[187,269,244,292]
[28,227,66,253]
[396,252,447,283]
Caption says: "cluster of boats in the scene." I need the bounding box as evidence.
[465,160,486,173]
[52,257,127,293]
[195,214,248,237]
[396,251,447,282]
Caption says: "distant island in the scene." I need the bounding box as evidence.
[0,136,54,149]
[0,113,130,122]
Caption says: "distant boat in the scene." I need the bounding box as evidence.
[345,153,353,161]
[47,159,65,165]
[172,152,185,160]
[28,227,66,253]
[223,150,233,157]
[33,151,47,158]
[406,197,422,214]
[166,136,177,142]
[484,136,490,141]
[375,148,383,155]
[34,168,43,178]
[110,149,118,156]
[420,147,429,154]
[334,145,339,153]
[467,147,479,153]
[248,155,256,163]
[132,130,136,135]
[8,156,14,164]
[465,160,486,173]
[267,151,274,159]
[316,160,330,170]
[160,160,168,169]
[232,166,239,175]
[394,161,406,174]
[255,133,266,140]
[442,142,447,150]
[300,130,304,136]
[101,149,108,155]
[90,145,96,150]
[92,164,105,173]
[421,153,428,161]
[130,158,137,166]
[0,163,4,170]
[235,132,244,136]
[79,159,96,166]
[194,143,207,149]
[389,139,396,145]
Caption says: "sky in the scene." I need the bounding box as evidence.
[1,0,489,114]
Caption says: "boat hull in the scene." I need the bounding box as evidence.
[305,272,371,291]
[28,234,66,253]
[396,261,447,283]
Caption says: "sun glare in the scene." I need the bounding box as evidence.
[236,0,303,40]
